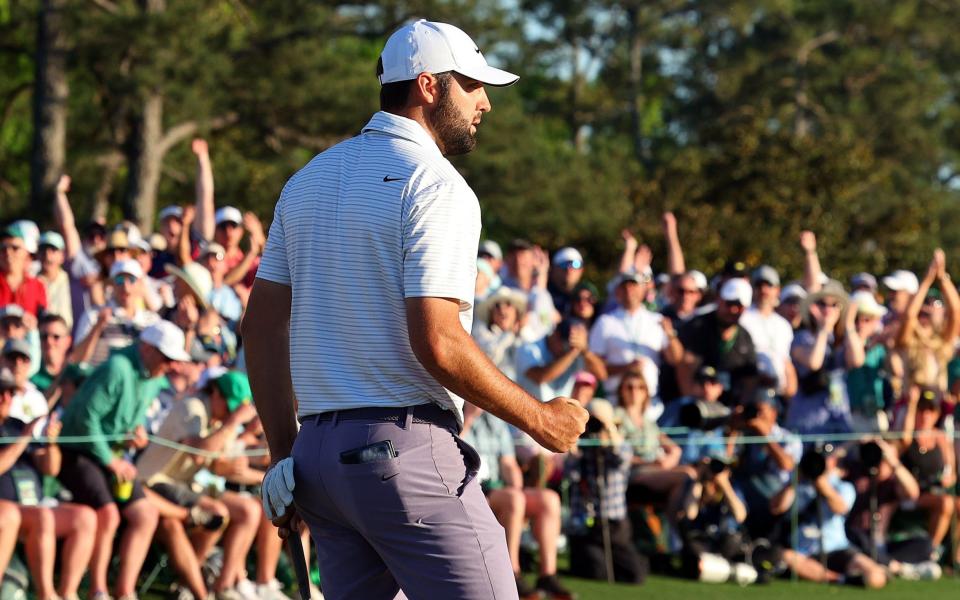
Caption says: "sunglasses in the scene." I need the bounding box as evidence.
[113,274,137,285]
[559,260,583,270]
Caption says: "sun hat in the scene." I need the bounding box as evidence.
[801,279,850,323]
[165,262,213,309]
[139,320,191,362]
[378,19,519,87]
[475,286,528,325]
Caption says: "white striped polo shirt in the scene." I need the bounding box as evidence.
[256,111,481,422]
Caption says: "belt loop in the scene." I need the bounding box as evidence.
[403,406,414,430]
[332,411,340,427]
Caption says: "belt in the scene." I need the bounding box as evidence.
[300,403,455,427]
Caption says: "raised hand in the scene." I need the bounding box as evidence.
[191,138,209,157]
[621,229,638,249]
[531,397,589,453]
[56,174,71,195]
[182,204,196,227]
[662,211,677,234]
[800,230,817,253]
[634,243,653,272]
[243,212,266,248]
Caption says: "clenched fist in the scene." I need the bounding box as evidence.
[530,397,589,453]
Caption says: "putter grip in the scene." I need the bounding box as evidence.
[286,536,311,600]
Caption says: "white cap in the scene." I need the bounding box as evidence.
[38,231,65,251]
[478,240,502,260]
[378,20,519,87]
[688,270,708,291]
[882,270,919,294]
[159,205,184,222]
[719,278,753,306]
[11,220,39,254]
[109,258,143,280]
[140,320,191,362]
[780,283,808,302]
[197,366,229,390]
[851,291,888,318]
[215,206,243,226]
[552,247,583,267]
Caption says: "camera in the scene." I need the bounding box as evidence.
[679,400,731,430]
[859,441,883,471]
[798,448,828,480]
[583,415,606,437]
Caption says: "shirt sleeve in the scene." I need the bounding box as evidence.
[256,199,291,286]
[67,359,130,465]
[402,182,481,308]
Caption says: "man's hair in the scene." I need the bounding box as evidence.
[39,313,68,330]
[377,59,453,111]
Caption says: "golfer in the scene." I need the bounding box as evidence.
[243,18,588,600]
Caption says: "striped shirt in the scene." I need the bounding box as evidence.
[257,111,481,422]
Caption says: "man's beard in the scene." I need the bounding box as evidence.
[429,86,477,156]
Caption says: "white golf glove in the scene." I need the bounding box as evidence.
[261,457,295,520]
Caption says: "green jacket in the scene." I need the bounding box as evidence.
[60,345,169,465]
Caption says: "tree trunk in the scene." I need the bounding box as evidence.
[627,5,647,167]
[30,0,69,219]
[125,93,163,233]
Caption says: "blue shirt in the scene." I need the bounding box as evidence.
[794,475,856,556]
[516,337,582,401]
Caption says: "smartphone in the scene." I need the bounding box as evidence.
[339,440,398,465]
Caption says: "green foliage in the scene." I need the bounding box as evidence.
[2,0,960,286]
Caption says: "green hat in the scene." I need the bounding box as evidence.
[215,371,252,412]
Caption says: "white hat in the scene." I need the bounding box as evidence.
[109,258,143,280]
[552,247,583,267]
[478,240,502,261]
[201,243,227,259]
[851,291,888,318]
[0,304,25,320]
[378,19,519,87]
[688,270,708,291]
[214,206,243,226]
[165,262,213,309]
[719,278,752,306]
[140,320,191,362]
[197,365,228,390]
[38,231,65,251]
[11,220,39,254]
[882,270,919,294]
[158,205,184,222]
[780,283,808,303]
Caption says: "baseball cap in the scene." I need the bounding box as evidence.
[478,240,502,261]
[722,259,748,279]
[140,320,192,362]
[10,220,39,254]
[0,304,26,320]
[882,270,919,294]
[2,338,31,359]
[507,238,533,254]
[574,371,598,387]
[0,368,16,392]
[109,258,143,280]
[851,291,887,318]
[751,265,780,287]
[158,206,184,222]
[214,207,243,226]
[552,247,583,268]
[214,371,253,412]
[850,272,878,292]
[688,270,708,291]
[719,278,752,306]
[201,243,227,260]
[378,20,519,87]
[38,231,65,251]
[197,366,229,391]
[614,270,651,288]
[695,365,720,383]
[780,283,807,303]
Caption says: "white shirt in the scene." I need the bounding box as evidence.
[11,382,48,423]
[588,306,668,399]
[257,112,481,422]
[739,306,794,392]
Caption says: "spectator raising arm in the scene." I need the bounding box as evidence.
[662,211,686,276]
[53,174,82,260]
[178,205,197,266]
[800,230,823,293]
[896,249,942,349]
[619,229,639,274]
[223,212,265,287]
[192,138,215,242]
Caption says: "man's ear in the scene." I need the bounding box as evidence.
[412,72,441,105]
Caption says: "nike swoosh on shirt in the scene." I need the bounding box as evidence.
[383,176,404,182]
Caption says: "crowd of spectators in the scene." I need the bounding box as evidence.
[0,139,314,600]
[2,137,959,600]
[468,213,959,596]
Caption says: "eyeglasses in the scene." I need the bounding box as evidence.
[559,260,583,270]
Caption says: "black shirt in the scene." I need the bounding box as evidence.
[0,417,43,504]
[679,309,758,406]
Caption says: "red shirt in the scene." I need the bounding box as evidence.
[0,275,47,316]
[224,248,260,289]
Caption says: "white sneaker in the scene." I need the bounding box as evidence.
[731,562,758,586]
[233,579,259,600]
[915,561,942,581]
[256,580,293,600]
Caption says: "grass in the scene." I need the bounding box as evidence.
[563,574,959,600]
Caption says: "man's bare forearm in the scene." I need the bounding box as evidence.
[242,280,298,463]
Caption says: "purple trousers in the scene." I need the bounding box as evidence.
[292,405,518,600]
